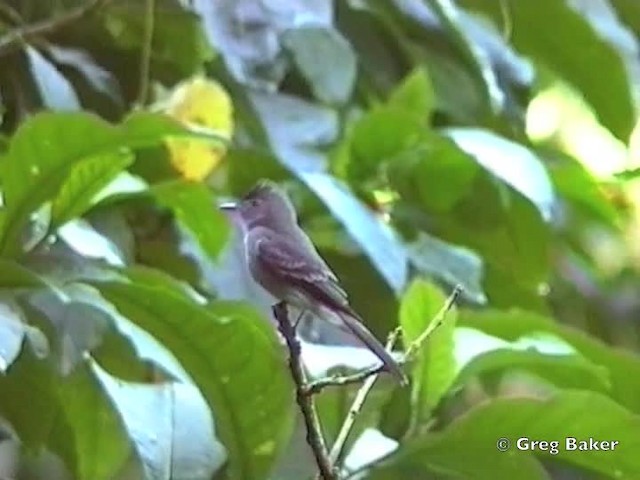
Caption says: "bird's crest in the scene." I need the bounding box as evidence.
[245,179,282,200]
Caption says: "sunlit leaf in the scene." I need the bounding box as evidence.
[152,181,230,261]
[91,280,294,480]
[0,111,224,257]
[91,360,226,480]
[371,391,640,479]
[400,280,457,425]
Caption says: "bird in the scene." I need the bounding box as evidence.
[221,180,407,384]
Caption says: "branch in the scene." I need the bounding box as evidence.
[273,302,338,480]
[308,285,463,395]
[316,285,462,478]
[0,0,112,56]
[328,328,402,466]
[404,284,463,360]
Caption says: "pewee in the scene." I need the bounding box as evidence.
[222,180,406,383]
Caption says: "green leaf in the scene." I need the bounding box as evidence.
[104,4,214,76]
[389,131,549,308]
[458,309,640,413]
[0,259,49,288]
[426,0,502,113]
[91,280,295,480]
[453,328,611,393]
[406,232,486,305]
[371,391,640,479]
[347,107,423,184]
[546,151,619,227]
[299,172,408,294]
[400,280,457,424]
[0,111,223,258]
[283,26,357,105]
[344,68,436,184]
[460,0,635,140]
[51,151,134,228]
[388,67,436,117]
[0,347,61,446]
[91,360,226,480]
[51,361,133,480]
[152,181,230,261]
[387,133,480,213]
[444,128,555,220]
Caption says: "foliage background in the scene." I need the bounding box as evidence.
[1,0,640,479]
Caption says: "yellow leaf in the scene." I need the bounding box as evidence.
[164,77,233,181]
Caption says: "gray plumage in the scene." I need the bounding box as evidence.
[229,180,406,383]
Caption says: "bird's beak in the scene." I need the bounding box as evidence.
[219,202,238,211]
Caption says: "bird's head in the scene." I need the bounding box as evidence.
[220,180,297,230]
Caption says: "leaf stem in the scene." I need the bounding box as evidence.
[136,0,156,107]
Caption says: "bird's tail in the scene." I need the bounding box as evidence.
[340,313,408,385]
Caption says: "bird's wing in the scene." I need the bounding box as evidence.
[255,231,407,383]
[255,231,349,308]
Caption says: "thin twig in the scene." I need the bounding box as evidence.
[304,364,385,395]
[136,0,156,106]
[328,328,402,467]
[404,284,463,360]
[273,303,338,480]
[0,0,112,56]
[323,285,462,477]
[307,286,463,395]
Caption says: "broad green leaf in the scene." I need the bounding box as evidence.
[453,328,611,393]
[459,309,640,413]
[388,68,436,117]
[387,133,479,213]
[444,128,555,220]
[0,347,61,446]
[27,286,113,376]
[545,150,619,227]
[91,281,295,480]
[0,111,225,257]
[460,0,635,140]
[426,0,502,113]
[299,172,408,294]
[400,280,457,424]
[52,151,134,227]
[58,219,125,266]
[371,391,640,479]
[104,4,214,76]
[406,232,486,304]
[91,360,226,480]
[347,107,423,184]
[51,361,133,480]
[392,149,549,310]
[152,181,230,261]
[0,259,49,288]
[282,26,357,105]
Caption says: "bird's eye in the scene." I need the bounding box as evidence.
[250,198,260,207]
